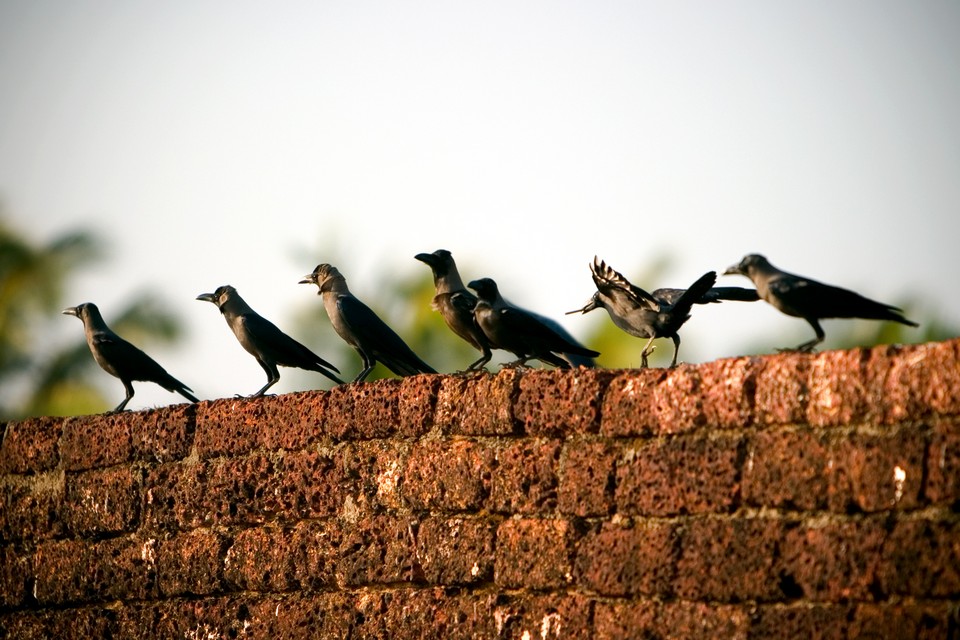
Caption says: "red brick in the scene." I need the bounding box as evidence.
[596,601,749,640]
[397,374,441,437]
[63,465,140,535]
[434,369,519,435]
[143,454,278,530]
[574,521,677,596]
[913,338,960,417]
[592,600,658,639]
[0,473,65,542]
[781,519,887,601]
[402,440,493,511]
[336,439,410,513]
[880,520,960,598]
[60,413,132,470]
[379,589,494,640]
[324,379,402,440]
[675,517,788,602]
[926,418,960,506]
[743,428,831,510]
[0,607,119,640]
[118,596,257,640]
[806,348,867,427]
[850,601,956,640]
[754,350,811,426]
[490,439,560,514]
[273,448,351,520]
[490,593,594,640]
[616,433,743,516]
[224,521,341,591]
[653,365,705,434]
[495,518,576,589]
[514,369,617,436]
[336,515,420,585]
[32,536,158,604]
[0,416,64,474]
[559,439,618,517]
[416,516,496,585]
[863,343,921,424]
[195,392,326,458]
[131,402,195,462]
[699,356,759,429]
[0,545,31,609]
[827,428,926,512]
[157,529,229,596]
[600,369,666,437]
[747,604,853,639]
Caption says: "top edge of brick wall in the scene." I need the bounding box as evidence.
[2,339,957,473]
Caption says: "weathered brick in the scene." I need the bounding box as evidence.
[653,365,705,434]
[434,369,519,435]
[337,515,420,586]
[63,465,140,535]
[754,350,811,426]
[0,416,64,474]
[806,348,867,427]
[850,601,956,640]
[699,356,758,429]
[600,369,666,437]
[490,593,594,640]
[495,518,576,589]
[273,448,351,520]
[60,413,132,470]
[32,536,158,605]
[118,596,257,640]
[0,607,120,640]
[913,338,960,417]
[747,603,853,639]
[879,520,960,598]
[157,529,229,596]
[195,392,326,458]
[403,440,493,511]
[926,418,960,506]
[616,434,743,516]
[416,516,496,585]
[224,521,341,592]
[827,429,926,512]
[490,439,560,514]
[325,379,402,440]
[397,374,441,437]
[0,472,65,542]
[143,454,277,530]
[575,521,676,596]
[337,439,410,513]
[131,402,195,462]
[596,601,749,640]
[675,517,788,602]
[379,589,494,640]
[743,428,831,510]
[559,439,618,517]
[0,545,31,609]
[863,343,921,425]
[514,369,617,436]
[781,519,887,601]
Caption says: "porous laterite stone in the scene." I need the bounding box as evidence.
[0,416,65,474]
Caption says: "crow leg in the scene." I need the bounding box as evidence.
[639,337,657,368]
[112,379,135,413]
[781,319,825,353]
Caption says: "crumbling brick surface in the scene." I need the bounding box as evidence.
[2,338,959,637]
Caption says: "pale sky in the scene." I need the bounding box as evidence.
[2,1,959,410]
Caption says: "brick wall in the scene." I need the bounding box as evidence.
[1,339,958,639]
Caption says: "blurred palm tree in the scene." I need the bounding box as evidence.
[0,213,186,419]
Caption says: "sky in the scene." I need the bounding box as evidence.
[1,1,959,410]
